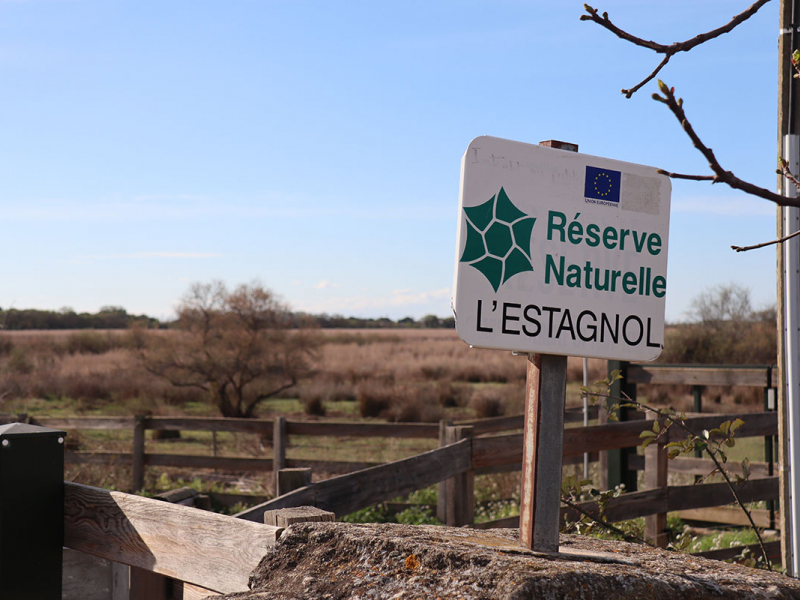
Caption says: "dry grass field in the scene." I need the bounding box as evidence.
[0,328,613,421]
[0,327,765,421]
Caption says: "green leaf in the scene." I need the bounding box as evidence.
[652,420,661,433]
[641,437,654,449]
[730,418,745,433]
[725,438,736,448]
[668,449,681,459]
[640,430,657,438]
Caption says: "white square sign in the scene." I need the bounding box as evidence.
[453,136,671,361]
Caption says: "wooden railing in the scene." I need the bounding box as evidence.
[4,407,595,493]
[55,412,778,597]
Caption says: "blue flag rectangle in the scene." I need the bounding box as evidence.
[584,166,621,203]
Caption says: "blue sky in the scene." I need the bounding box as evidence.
[0,0,781,322]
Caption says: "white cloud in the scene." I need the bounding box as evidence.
[314,280,341,289]
[291,280,303,286]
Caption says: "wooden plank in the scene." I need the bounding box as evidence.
[145,454,274,471]
[456,415,523,434]
[147,417,272,435]
[277,468,312,497]
[285,420,438,438]
[678,507,774,528]
[285,459,381,473]
[472,433,522,468]
[669,458,772,478]
[273,416,286,494]
[132,416,146,492]
[692,540,782,562]
[644,414,668,548]
[67,451,375,475]
[34,416,135,430]
[667,477,779,512]
[263,506,335,527]
[64,482,281,594]
[444,426,474,527]
[562,420,648,456]
[670,412,776,440]
[561,487,669,524]
[236,438,472,522]
[112,562,130,600]
[628,365,772,387]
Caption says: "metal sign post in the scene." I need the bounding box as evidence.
[782,134,800,575]
[452,135,671,552]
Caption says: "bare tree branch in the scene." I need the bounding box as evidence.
[732,228,800,252]
[655,170,715,182]
[622,55,671,98]
[581,1,771,97]
[652,81,800,208]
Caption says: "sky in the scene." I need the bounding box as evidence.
[0,0,784,323]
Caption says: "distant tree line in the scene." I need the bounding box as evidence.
[0,306,161,330]
[297,313,455,329]
[0,305,455,331]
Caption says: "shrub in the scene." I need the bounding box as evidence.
[302,395,326,416]
[7,347,34,375]
[471,389,505,418]
[356,382,393,418]
[66,331,112,355]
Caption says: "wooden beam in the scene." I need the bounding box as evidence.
[236,438,472,522]
[692,540,782,562]
[147,417,272,435]
[678,506,775,528]
[627,365,774,387]
[34,416,135,430]
[286,421,438,438]
[666,477,779,512]
[644,414,668,548]
[64,482,281,594]
[668,457,772,478]
[444,426,474,527]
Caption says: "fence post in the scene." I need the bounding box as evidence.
[602,360,637,492]
[277,467,312,497]
[444,425,474,527]
[644,412,668,548]
[132,415,146,493]
[273,416,287,494]
[436,419,451,523]
[765,365,776,529]
[0,422,66,600]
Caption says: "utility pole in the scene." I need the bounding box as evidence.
[777,0,800,575]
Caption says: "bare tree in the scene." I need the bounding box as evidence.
[143,281,319,418]
[582,1,800,252]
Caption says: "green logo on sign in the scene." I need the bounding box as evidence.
[460,187,536,292]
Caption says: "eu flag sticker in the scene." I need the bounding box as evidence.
[584,166,621,203]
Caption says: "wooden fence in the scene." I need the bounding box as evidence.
[40,363,783,597]
[6,408,594,493]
